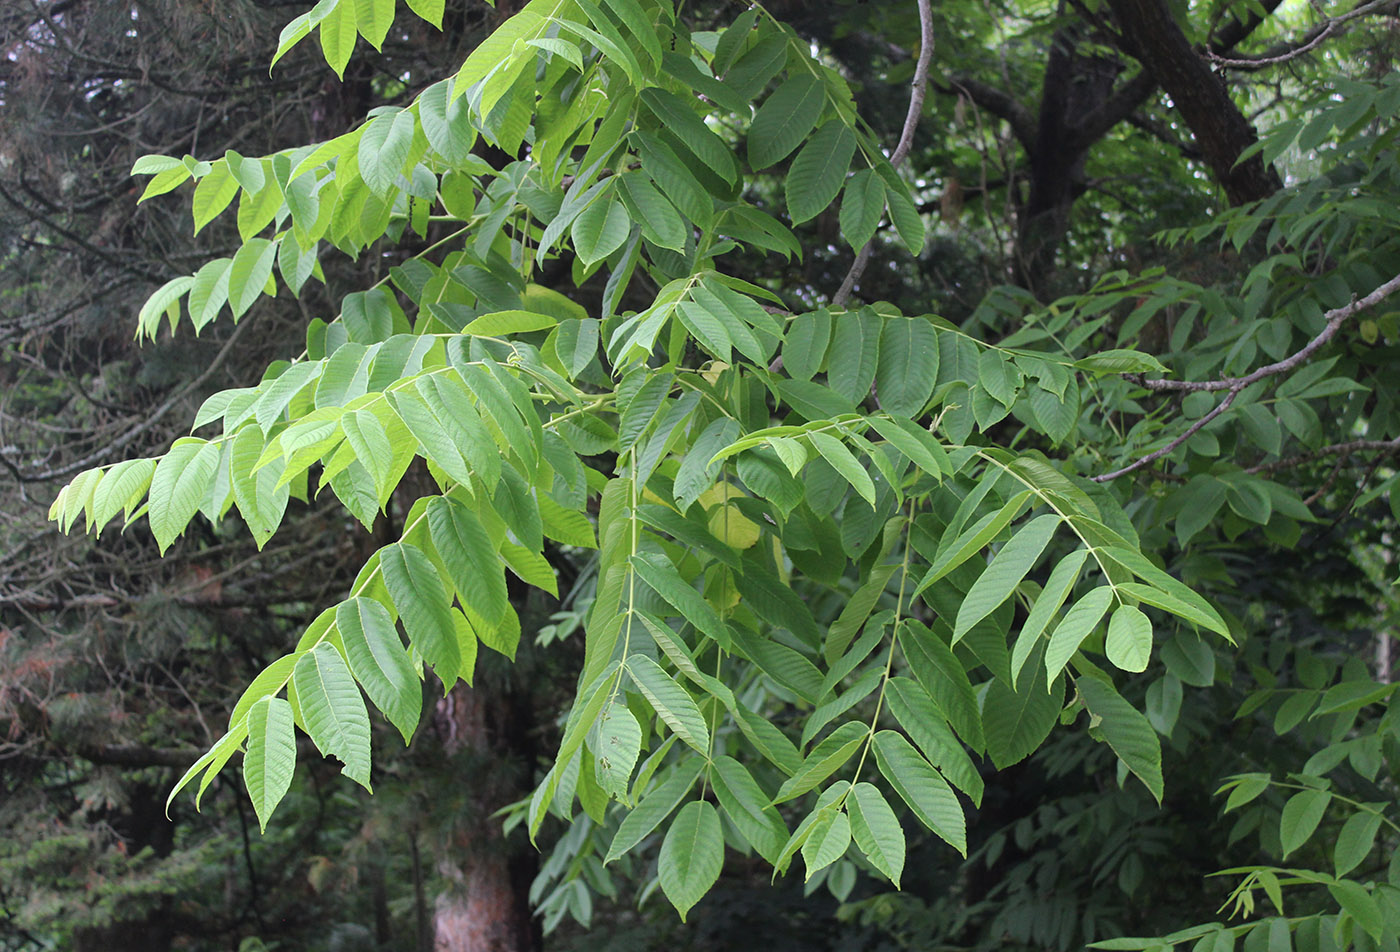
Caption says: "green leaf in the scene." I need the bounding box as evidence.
[592,704,643,800]
[166,720,249,814]
[1045,587,1114,682]
[148,439,222,553]
[336,597,420,744]
[875,317,939,418]
[1119,582,1230,642]
[984,647,1062,768]
[848,782,905,887]
[1334,810,1382,877]
[783,309,831,382]
[354,0,393,49]
[639,87,739,185]
[872,731,966,855]
[879,168,924,254]
[867,416,949,479]
[1099,546,1230,638]
[884,678,983,805]
[786,121,857,224]
[243,696,296,833]
[840,169,885,250]
[1329,880,1385,943]
[358,110,415,195]
[91,458,156,535]
[630,553,730,650]
[977,348,1022,406]
[418,80,475,165]
[748,73,825,170]
[775,782,850,874]
[1076,675,1162,803]
[954,513,1060,642]
[915,490,1035,595]
[405,0,444,27]
[1106,604,1153,673]
[658,801,724,921]
[1012,548,1087,686]
[1279,787,1331,857]
[807,431,875,506]
[427,496,509,626]
[192,160,239,234]
[606,761,704,863]
[318,0,358,79]
[1221,773,1271,813]
[773,721,867,804]
[463,310,558,336]
[187,258,233,332]
[619,172,687,251]
[379,542,460,686]
[801,809,851,879]
[137,275,193,337]
[1074,349,1169,374]
[898,622,983,751]
[711,756,788,864]
[828,309,882,404]
[572,196,632,265]
[626,653,711,754]
[292,642,372,788]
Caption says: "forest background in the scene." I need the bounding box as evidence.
[2,0,1400,950]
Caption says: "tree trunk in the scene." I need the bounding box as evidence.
[1107,0,1281,205]
[431,683,538,952]
[1014,29,1128,295]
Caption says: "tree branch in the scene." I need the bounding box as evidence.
[1126,112,1202,159]
[1095,271,1400,482]
[1208,0,1398,68]
[1246,437,1400,474]
[1127,271,1400,393]
[1072,69,1158,149]
[833,0,933,307]
[939,76,1037,152]
[1092,390,1239,482]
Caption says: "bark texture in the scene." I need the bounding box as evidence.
[431,683,538,952]
[1107,0,1281,205]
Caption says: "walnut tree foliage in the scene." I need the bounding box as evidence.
[45,0,1400,945]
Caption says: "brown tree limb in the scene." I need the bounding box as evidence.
[939,76,1038,151]
[1072,69,1158,149]
[833,0,933,307]
[1126,271,1400,392]
[1092,390,1239,482]
[1107,0,1281,204]
[1246,437,1400,475]
[1095,272,1400,482]
[1207,0,1399,69]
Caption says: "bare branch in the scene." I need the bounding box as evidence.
[1095,271,1400,482]
[1127,271,1400,393]
[939,77,1038,151]
[833,0,933,307]
[1207,0,1399,69]
[1125,112,1203,160]
[1092,390,1239,482]
[1246,437,1400,475]
[1072,69,1158,149]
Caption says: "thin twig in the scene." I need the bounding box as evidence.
[1093,391,1239,482]
[1247,436,1400,475]
[1096,272,1400,481]
[832,0,934,307]
[10,320,251,483]
[1206,0,1397,69]
[1125,271,1400,393]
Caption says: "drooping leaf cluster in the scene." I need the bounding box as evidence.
[43,0,1400,942]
